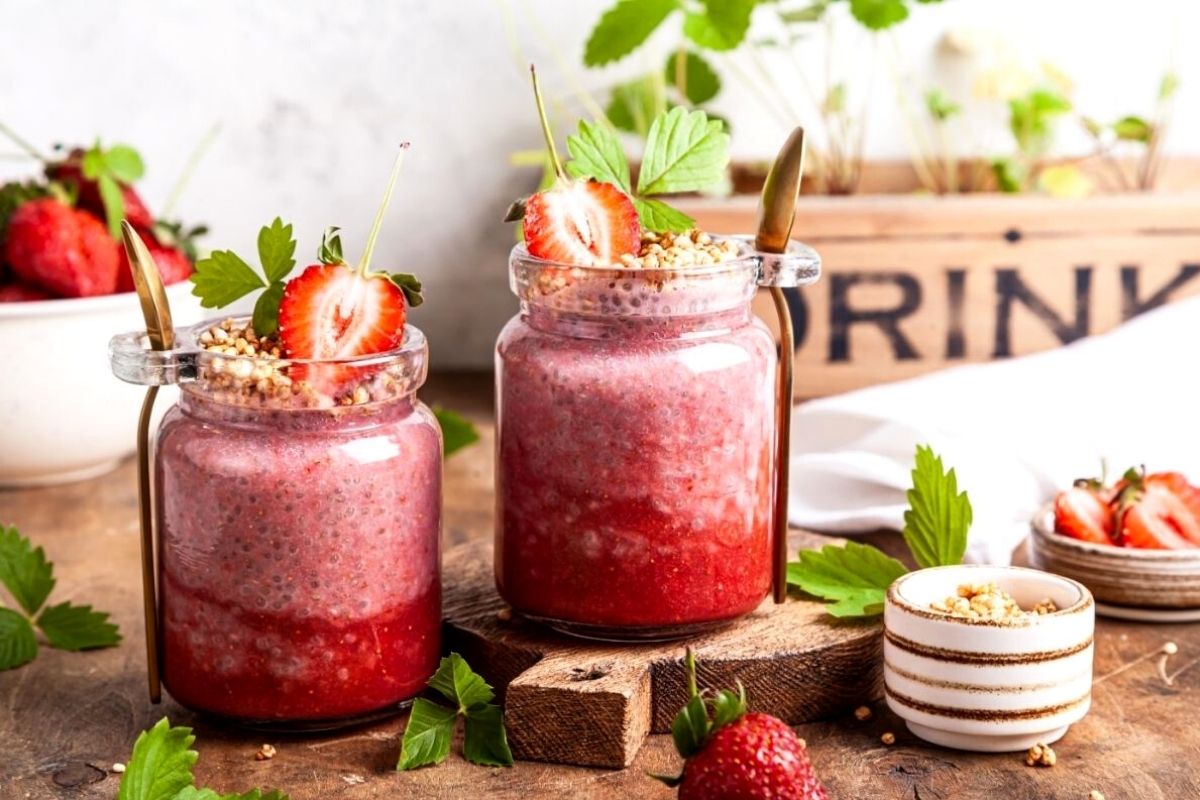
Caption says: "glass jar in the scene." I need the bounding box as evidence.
[495,236,819,641]
[110,317,442,729]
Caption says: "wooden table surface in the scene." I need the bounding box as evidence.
[3,372,1198,800]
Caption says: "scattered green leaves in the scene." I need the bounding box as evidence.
[189,217,297,337]
[117,718,288,800]
[433,407,480,457]
[683,0,756,51]
[397,653,513,771]
[788,444,973,618]
[902,444,972,570]
[584,0,680,67]
[79,142,146,238]
[787,541,907,617]
[0,525,120,670]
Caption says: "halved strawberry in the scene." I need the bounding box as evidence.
[1054,487,1115,545]
[1121,492,1193,549]
[277,264,405,360]
[1145,472,1200,545]
[523,179,639,266]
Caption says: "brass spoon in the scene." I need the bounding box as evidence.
[755,128,806,604]
[122,220,172,703]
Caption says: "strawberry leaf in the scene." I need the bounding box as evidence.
[633,197,695,233]
[190,250,266,308]
[252,282,286,338]
[0,525,55,615]
[462,704,514,767]
[428,652,494,713]
[117,718,198,800]
[565,119,632,194]
[386,273,424,308]
[709,684,747,731]
[397,698,457,770]
[257,218,296,283]
[36,601,121,651]
[105,145,146,183]
[96,173,125,239]
[318,226,345,265]
[637,107,730,196]
[671,694,710,758]
[787,541,907,617]
[433,407,480,457]
[682,0,755,51]
[848,0,909,30]
[664,50,721,104]
[0,608,37,670]
[174,788,289,800]
[584,0,679,67]
[901,444,972,569]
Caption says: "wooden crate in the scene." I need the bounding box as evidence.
[682,193,1200,398]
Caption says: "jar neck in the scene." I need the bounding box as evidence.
[178,388,417,433]
[521,301,753,340]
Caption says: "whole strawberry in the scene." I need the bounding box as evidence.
[5,198,119,297]
[115,234,192,292]
[657,650,828,800]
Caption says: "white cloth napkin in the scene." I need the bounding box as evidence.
[788,295,1200,565]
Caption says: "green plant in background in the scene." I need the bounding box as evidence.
[991,85,1073,193]
[1080,71,1180,192]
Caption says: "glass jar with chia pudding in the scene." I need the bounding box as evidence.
[110,315,442,729]
[495,230,820,641]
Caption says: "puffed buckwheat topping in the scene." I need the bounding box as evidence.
[929,582,1057,623]
[617,229,741,269]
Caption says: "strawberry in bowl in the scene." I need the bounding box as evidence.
[1054,466,1200,550]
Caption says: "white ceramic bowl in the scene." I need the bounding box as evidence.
[0,284,200,487]
[1029,504,1200,622]
[884,565,1095,753]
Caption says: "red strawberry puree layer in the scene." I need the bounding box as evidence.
[496,301,776,636]
[156,391,442,724]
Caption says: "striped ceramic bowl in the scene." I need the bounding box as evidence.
[1029,504,1200,622]
[884,565,1094,753]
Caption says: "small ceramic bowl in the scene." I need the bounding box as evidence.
[0,284,200,487]
[1029,504,1200,622]
[884,565,1094,753]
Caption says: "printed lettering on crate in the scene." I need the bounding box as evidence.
[684,194,1200,398]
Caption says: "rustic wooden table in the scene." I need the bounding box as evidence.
[3,373,1198,800]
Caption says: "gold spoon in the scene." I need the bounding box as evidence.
[755,128,806,604]
[122,220,172,703]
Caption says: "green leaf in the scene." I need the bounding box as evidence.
[634,197,695,233]
[318,226,345,265]
[428,652,495,712]
[105,145,146,183]
[1160,72,1180,101]
[173,788,288,800]
[663,50,721,105]
[637,107,730,195]
[433,407,480,457]
[682,0,756,51]
[604,77,664,137]
[251,282,285,338]
[566,119,632,193]
[0,525,55,615]
[991,158,1023,193]
[1112,115,1153,143]
[901,444,972,569]
[0,608,37,670]
[823,83,846,115]
[118,718,199,800]
[190,250,266,308]
[36,601,121,651]
[97,173,125,239]
[463,704,514,767]
[849,0,909,30]
[81,148,107,180]
[584,0,679,67]
[1080,116,1104,138]
[787,541,907,617]
[710,685,747,730]
[671,694,710,758]
[397,698,457,770]
[924,88,960,122]
[386,273,424,308]
[779,2,830,23]
[257,218,296,283]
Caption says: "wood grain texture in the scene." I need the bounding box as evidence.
[2,373,1199,799]
[442,536,882,768]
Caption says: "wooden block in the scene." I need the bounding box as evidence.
[443,532,882,769]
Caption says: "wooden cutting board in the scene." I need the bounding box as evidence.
[442,531,883,769]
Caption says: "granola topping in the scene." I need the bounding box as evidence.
[928,582,1059,624]
[1024,742,1056,767]
[617,229,742,269]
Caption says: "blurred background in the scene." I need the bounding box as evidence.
[1,0,1194,367]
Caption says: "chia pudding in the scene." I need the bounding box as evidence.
[152,319,442,726]
[495,234,778,640]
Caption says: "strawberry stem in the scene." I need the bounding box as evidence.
[357,143,410,277]
[0,121,47,162]
[684,647,699,699]
[529,65,565,181]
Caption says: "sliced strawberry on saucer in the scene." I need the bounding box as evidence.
[1144,472,1200,545]
[518,66,639,267]
[1054,487,1116,546]
[1121,491,1193,549]
[524,179,639,266]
